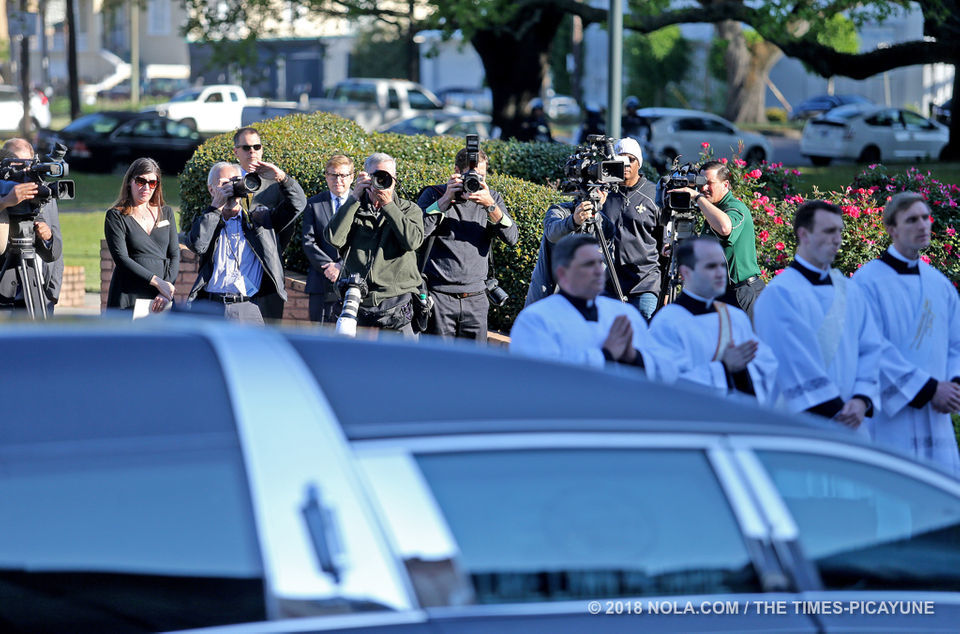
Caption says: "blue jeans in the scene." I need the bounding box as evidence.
[629,292,658,321]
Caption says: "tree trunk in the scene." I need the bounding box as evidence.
[471,7,565,139]
[66,0,80,119]
[945,67,960,160]
[718,21,782,124]
[406,0,419,82]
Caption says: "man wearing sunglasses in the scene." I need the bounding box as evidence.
[225,126,306,320]
[0,137,63,316]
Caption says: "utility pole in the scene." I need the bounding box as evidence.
[66,0,80,119]
[131,1,140,104]
[606,0,622,139]
[18,0,32,139]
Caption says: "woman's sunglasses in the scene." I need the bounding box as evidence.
[134,176,159,189]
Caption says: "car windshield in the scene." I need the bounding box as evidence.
[170,89,203,102]
[62,113,126,133]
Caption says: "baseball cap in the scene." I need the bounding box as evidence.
[615,137,643,168]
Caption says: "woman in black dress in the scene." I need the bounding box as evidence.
[104,158,180,312]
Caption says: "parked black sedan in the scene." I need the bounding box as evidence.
[39,111,202,174]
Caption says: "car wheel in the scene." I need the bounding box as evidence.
[744,147,766,164]
[809,156,832,167]
[858,145,881,164]
[179,118,198,131]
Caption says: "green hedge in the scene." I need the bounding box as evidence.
[178,111,568,330]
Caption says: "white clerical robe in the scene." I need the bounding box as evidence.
[649,298,778,404]
[753,264,883,421]
[509,294,677,383]
[853,252,960,475]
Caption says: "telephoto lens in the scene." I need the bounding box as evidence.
[335,274,368,337]
[370,170,394,190]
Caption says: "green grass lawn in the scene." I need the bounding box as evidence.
[794,161,960,196]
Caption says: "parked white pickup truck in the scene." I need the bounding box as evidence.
[147,84,247,135]
[311,78,447,132]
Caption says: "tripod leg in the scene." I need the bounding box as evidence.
[15,254,48,320]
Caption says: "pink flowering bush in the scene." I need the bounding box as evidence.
[694,145,960,286]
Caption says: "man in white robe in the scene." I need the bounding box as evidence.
[650,237,777,402]
[754,200,884,429]
[853,192,960,474]
[510,234,675,382]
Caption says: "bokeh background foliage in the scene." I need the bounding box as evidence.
[179,112,567,330]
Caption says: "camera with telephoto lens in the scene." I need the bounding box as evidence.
[458,134,484,200]
[370,170,394,190]
[561,135,628,196]
[0,143,75,218]
[484,277,509,307]
[335,273,368,337]
[229,173,262,198]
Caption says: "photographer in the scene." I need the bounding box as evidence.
[0,138,63,314]
[599,137,663,320]
[525,195,613,306]
[184,162,301,324]
[417,143,518,340]
[231,127,307,319]
[670,160,764,318]
[324,153,424,335]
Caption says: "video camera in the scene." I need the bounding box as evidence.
[0,143,75,217]
[560,134,627,197]
[660,162,706,213]
[459,134,484,199]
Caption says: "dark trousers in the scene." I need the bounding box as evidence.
[429,290,489,341]
[309,294,342,324]
[721,277,766,321]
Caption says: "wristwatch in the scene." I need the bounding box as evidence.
[694,193,705,204]
[485,204,497,214]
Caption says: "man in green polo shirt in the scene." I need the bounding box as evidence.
[687,160,765,318]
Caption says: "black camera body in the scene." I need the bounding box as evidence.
[660,164,707,213]
[561,134,627,197]
[229,173,262,198]
[459,134,484,199]
[371,170,394,190]
[484,277,509,307]
[0,143,75,217]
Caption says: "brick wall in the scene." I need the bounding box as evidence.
[100,240,311,323]
[58,265,86,307]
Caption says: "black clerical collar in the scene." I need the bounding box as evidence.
[880,248,920,275]
[558,289,598,321]
[789,259,832,286]
[675,291,717,315]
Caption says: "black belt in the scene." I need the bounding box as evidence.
[733,275,761,288]
[436,289,485,299]
[208,292,254,304]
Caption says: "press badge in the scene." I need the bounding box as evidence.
[156,219,170,228]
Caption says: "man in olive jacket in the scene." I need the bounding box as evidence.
[324,152,424,334]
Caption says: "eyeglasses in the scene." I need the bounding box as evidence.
[326,172,354,180]
[235,144,263,152]
[133,176,159,189]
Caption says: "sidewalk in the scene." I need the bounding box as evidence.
[56,292,100,316]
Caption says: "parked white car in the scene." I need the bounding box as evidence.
[636,107,773,167]
[801,105,949,166]
[0,86,51,131]
[148,84,247,135]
